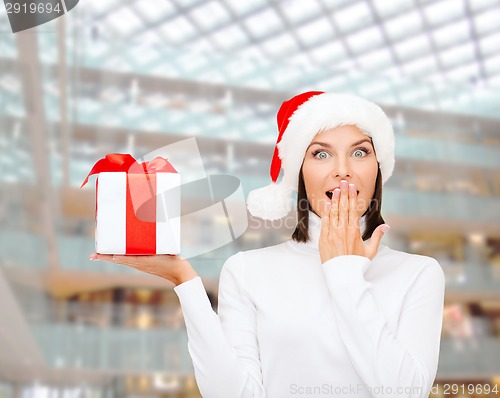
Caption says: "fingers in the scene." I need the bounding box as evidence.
[338,180,349,232]
[321,187,340,237]
[321,198,331,235]
[89,253,113,262]
[327,181,359,237]
[321,186,333,223]
[332,189,340,221]
[329,188,340,234]
[89,253,137,266]
[348,183,359,230]
[89,253,179,271]
[367,224,390,260]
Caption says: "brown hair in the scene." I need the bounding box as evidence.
[291,161,386,243]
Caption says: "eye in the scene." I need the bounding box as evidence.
[312,149,329,159]
[353,147,371,158]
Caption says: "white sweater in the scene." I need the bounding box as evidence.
[174,210,445,398]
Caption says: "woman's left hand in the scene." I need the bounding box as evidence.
[319,180,390,263]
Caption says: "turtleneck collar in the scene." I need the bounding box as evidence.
[300,210,369,251]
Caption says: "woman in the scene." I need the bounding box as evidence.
[90,92,446,398]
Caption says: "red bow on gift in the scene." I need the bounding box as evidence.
[80,153,177,188]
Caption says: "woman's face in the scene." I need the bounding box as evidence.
[301,125,379,219]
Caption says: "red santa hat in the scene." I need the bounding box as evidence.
[246,91,395,220]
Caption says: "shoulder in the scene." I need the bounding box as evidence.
[220,242,290,276]
[218,242,290,295]
[378,243,439,268]
[379,244,445,286]
[226,241,289,263]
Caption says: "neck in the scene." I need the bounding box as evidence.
[304,209,369,250]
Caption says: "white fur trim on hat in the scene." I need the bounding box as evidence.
[246,182,293,221]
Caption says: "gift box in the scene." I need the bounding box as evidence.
[81,154,181,255]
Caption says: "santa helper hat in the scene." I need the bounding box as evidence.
[246,91,395,220]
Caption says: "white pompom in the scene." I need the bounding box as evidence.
[246,182,293,220]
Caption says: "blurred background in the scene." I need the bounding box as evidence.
[1,0,500,397]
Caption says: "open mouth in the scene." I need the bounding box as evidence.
[325,190,359,200]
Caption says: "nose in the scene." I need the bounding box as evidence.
[330,156,352,180]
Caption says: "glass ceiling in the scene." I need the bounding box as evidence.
[75,0,500,86]
[35,0,500,119]
[2,0,500,119]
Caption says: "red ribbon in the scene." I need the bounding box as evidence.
[80,153,177,188]
[81,154,178,254]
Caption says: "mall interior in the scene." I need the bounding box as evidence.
[0,0,500,397]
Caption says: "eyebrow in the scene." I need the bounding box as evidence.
[307,138,372,151]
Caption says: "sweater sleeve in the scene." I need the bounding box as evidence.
[173,252,266,398]
[321,255,445,398]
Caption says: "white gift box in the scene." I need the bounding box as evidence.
[82,154,181,255]
[95,172,181,255]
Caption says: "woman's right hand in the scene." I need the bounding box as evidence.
[89,252,198,286]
